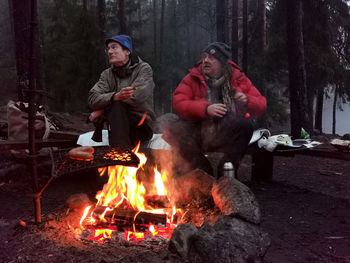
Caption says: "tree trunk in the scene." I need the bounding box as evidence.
[185,0,190,60]
[171,1,178,113]
[224,0,229,43]
[10,0,44,103]
[97,0,106,70]
[256,0,266,96]
[159,0,165,63]
[216,0,226,42]
[332,85,337,135]
[119,0,127,34]
[307,83,315,134]
[207,1,216,42]
[153,0,157,62]
[256,0,266,52]
[10,0,31,101]
[314,87,324,133]
[137,0,142,38]
[286,0,311,138]
[28,0,40,223]
[242,0,248,73]
[192,0,199,61]
[98,0,106,43]
[231,0,239,62]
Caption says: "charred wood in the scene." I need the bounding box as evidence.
[90,206,167,229]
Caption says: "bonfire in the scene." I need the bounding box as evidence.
[77,143,182,243]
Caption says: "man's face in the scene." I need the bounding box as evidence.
[106,42,130,67]
[201,53,223,78]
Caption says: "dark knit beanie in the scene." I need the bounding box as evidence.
[105,35,133,54]
[203,42,231,63]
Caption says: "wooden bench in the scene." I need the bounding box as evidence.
[249,144,350,182]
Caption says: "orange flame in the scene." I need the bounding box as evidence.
[80,205,92,228]
[137,112,147,126]
[154,168,167,195]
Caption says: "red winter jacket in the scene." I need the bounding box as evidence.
[173,60,267,122]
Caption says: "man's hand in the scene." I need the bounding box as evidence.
[207,103,227,118]
[113,86,135,101]
[234,92,248,105]
[89,110,104,121]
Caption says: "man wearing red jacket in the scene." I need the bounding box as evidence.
[164,42,266,177]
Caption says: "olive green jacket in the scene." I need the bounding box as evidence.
[88,57,156,128]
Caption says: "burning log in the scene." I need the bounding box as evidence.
[88,206,167,230]
[134,212,167,227]
[92,205,138,220]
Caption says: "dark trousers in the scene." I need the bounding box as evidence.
[165,114,254,176]
[106,102,153,148]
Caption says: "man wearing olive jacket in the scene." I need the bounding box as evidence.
[88,35,155,148]
[164,42,266,177]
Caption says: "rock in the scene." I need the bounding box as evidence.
[172,169,214,206]
[66,193,91,209]
[169,217,270,262]
[341,133,350,140]
[168,223,198,259]
[212,176,261,224]
[187,216,270,263]
[180,209,206,227]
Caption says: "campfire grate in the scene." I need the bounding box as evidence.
[53,146,140,176]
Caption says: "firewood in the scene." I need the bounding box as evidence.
[90,205,167,228]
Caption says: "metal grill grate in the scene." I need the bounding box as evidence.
[53,146,140,176]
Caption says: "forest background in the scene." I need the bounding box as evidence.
[1,0,350,137]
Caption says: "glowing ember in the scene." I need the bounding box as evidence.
[79,143,182,242]
[149,224,158,236]
[92,229,113,242]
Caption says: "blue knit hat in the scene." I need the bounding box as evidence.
[105,35,133,53]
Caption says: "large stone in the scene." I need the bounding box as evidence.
[168,223,198,259]
[188,216,270,263]
[66,193,91,210]
[212,176,261,224]
[172,169,214,206]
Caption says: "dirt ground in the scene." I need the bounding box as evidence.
[0,113,349,262]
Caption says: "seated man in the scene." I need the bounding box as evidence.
[164,42,266,177]
[88,35,156,148]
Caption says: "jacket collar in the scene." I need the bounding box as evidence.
[188,60,240,82]
[111,55,141,71]
[188,60,205,82]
